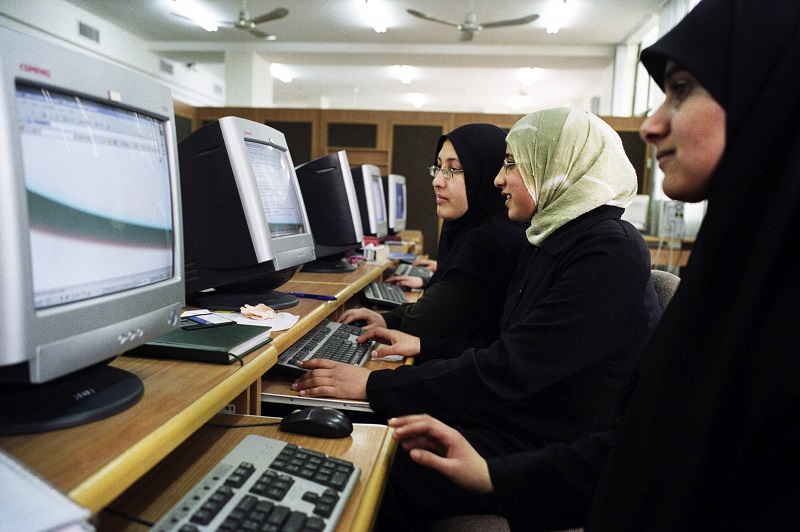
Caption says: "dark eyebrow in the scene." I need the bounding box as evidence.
[663,63,686,82]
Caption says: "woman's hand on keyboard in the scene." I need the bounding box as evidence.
[384,275,425,290]
[388,414,493,495]
[292,359,371,400]
[338,308,385,330]
[359,328,421,358]
[412,259,437,272]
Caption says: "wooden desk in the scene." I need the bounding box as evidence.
[0,347,275,513]
[100,413,396,532]
[0,255,409,526]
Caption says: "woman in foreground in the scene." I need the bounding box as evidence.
[390,0,800,529]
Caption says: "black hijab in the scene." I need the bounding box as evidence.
[587,1,800,529]
[427,124,526,294]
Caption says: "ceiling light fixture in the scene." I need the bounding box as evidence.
[364,0,388,33]
[546,0,569,34]
[407,92,425,109]
[509,93,530,111]
[519,67,541,87]
[270,63,293,83]
[396,65,413,84]
[171,0,219,32]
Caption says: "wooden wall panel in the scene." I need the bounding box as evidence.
[183,104,650,244]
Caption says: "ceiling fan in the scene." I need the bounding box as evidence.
[224,1,288,38]
[407,6,538,41]
[174,0,288,38]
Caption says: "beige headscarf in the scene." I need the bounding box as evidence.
[506,107,638,246]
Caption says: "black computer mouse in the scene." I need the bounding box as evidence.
[279,406,353,439]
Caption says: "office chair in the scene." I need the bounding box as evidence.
[651,268,681,311]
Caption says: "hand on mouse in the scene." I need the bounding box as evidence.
[358,327,421,358]
[384,275,425,290]
[389,414,493,495]
[337,308,385,330]
[292,359,371,400]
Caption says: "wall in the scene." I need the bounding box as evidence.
[0,0,225,106]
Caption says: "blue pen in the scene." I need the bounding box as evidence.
[288,292,337,301]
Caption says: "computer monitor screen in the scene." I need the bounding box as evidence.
[246,139,306,238]
[0,26,185,435]
[179,117,315,310]
[295,151,365,273]
[350,164,388,239]
[383,174,407,234]
[20,84,174,310]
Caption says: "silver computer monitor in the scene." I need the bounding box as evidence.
[351,164,388,239]
[0,26,185,434]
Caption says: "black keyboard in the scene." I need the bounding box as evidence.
[394,263,433,282]
[275,320,374,377]
[363,281,408,308]
[152,434,360,532]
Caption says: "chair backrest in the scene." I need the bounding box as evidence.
[651,269,681,311]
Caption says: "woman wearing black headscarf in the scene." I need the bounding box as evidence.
[339,124,527,354]
[586,0,800,528]
[384,1,800,529]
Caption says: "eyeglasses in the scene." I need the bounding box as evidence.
[429,165,464,180]
[501,160,517,173]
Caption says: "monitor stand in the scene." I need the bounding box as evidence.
[0,362,144,436]
[301,257,356,274]
[190,289,299,311]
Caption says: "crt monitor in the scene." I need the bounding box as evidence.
[295,151,365,273]
[350,164,388,239]
[383,174,407,234]
[0,26,185,435]
[178,116,315,310]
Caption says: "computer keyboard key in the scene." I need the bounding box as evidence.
[152,435,359,532]
[275,319,374,376]
[363,281,409,308]
[225,462,255,488]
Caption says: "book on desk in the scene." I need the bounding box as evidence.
[126,324,272,364]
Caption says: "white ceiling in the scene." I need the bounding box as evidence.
[61,0,664,113]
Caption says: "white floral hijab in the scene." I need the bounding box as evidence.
[506,107,638,246]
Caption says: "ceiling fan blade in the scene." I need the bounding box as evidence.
[249,7,289,25]
[481,13,539,29]
[247,27,271,38]
[407,9,460,28]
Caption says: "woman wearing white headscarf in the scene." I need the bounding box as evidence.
[296,107,661,529]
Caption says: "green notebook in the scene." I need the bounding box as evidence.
[126,324,272,364]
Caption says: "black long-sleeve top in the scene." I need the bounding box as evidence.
[367,206,661,456]
[382,211,527,351]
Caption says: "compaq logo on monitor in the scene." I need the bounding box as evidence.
[20,63,51,78]
[73,388,96,401]
[244,131,253,136]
